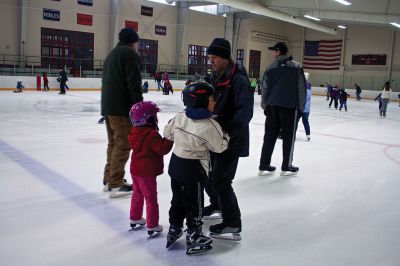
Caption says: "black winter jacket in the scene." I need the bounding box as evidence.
[210,61,254,157]
[261,55,306,112]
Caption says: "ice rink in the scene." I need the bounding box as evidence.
[1,89,399,266]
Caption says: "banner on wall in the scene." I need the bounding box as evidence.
[352,54,387,65]
[43,8,60,21]
[78,0,93,6]
[125,20,138,32]
[155,25,167,35]
[77,13,93,26]
[141,6,153,16]
[303,39,342,70]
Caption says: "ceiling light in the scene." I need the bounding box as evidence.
[390,22,400,28]
[304,15,321,21]
[338,25,346,29]
[334,0,352,5]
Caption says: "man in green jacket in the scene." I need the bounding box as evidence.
[101,28,143,198]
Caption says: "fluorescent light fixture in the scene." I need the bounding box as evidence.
[338,25,346,29]
[334,0,352,5]
[304,15,321,21]
[390,22,400,28]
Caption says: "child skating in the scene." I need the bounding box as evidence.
[163,82,229,255]
[128,101,173,237]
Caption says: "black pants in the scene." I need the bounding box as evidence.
[329,97,338,108]
[169,178,204,230]
[60,83,66,94]
[205,150,241,227]
[259,106,298,170]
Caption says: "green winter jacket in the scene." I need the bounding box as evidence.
[101,42,143,116]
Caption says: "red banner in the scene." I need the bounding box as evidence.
[125,20,138,32]
[77,13,93,26]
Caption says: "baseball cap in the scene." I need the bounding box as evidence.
[268,42,288,54]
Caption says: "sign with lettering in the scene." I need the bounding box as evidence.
[43,8,60,21]
[125,20,138,32]
[78,0,93,6]
[77,13,93,26]
[141,5,153,16]
[155,25,167,35]
[352,54,387,65]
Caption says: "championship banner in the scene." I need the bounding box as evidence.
[141,5,153,16]
[43,8,60,21]
[77,13,93,26]
[78,0,93,6]
[155,25,167,35]
[125,20,138,32]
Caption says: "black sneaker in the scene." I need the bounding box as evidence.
[109,184,132,198]
[258,165,276,176]
[280,166,299,176]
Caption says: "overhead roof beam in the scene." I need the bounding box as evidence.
[201,0,337,35]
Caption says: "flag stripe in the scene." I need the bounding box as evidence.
[303,39,342,70]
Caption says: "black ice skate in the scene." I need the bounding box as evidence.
[209,223,242,241]
[280,166,299,176]
[186,226,213,255]
[202,205,221,220]
[166,225,183,248]
[129,218,146,230]
[147,225,163,238]
[258,165,276,176]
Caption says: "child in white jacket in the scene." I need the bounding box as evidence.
[163,82,229,255]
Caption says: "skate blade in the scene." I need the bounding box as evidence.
[280,171,298,177]
[209,232,241,241]
[166,233,183,248]
[258,170,275,176]
[186,245,213,255]
[202,213,222,220]
[109,191,132,199]
[129,223,145,231]
[147,231,162,238]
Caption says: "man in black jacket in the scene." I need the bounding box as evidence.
[101,28,143,198]
[259,42,306,176]
[204,38,254,238]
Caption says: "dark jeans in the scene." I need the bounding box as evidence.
[60,83,66,94]
[329,97,338,108]
[259,106,298,170]
[169,179,204,230]
[301,112,310,135]
[339,101,347,111]
[205,150,241,227]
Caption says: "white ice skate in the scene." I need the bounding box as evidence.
[129,218,146,230]
[280,166,299,177]
[147,225,163,238]
[258,166,276,176]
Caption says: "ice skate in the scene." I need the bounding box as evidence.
[166,225,183,248]
[147,225,163,238]
[209,223,241,241]
[202,205,221,220]
[280,166,299,176]
[109,183,132,198]
[186,226,213,255]
[129,218,146,230]
[306,135,311,141]
[258,165,276,176]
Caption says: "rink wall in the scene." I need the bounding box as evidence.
[0,75,399,101]
[0,76,187,92]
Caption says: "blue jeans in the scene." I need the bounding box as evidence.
[339,101,347,111]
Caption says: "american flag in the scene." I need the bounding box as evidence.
[303,40,342,70]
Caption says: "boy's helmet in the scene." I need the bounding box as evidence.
[182,82,215,108]
[129,101,160,126]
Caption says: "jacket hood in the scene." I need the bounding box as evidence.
[129,127,154,153]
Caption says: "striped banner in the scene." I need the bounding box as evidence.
[303,40,342,70]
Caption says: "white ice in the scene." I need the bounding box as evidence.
[0,90,399,266]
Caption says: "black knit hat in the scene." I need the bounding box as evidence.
[268,42,288,54]
[119,28,139,44]
[207,38,231,59]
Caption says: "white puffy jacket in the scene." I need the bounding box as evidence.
[163,112,229,173]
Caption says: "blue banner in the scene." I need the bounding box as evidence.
[43,8,60,21]
[78,0,93,6]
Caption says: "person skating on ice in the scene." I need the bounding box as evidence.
[163,82,229,254]
[128,101,173,237]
